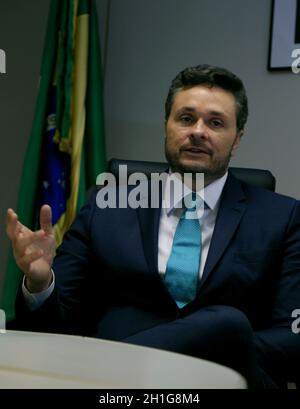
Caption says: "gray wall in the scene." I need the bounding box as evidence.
[103,0,300,199]
[0,0,300,296]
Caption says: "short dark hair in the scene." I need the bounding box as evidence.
[165,64,248,132]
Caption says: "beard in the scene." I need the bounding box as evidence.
[164,137,232,184]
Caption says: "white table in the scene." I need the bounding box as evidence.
[0,330,247,388]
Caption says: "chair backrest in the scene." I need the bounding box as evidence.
[108,158,276,192]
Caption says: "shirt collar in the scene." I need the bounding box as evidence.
[204,172,228,210]
[163,171,228,215]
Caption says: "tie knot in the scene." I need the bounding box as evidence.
[182,193,203,220]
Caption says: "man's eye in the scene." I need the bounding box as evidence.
[180,115,194,124]
[210,119,223,128]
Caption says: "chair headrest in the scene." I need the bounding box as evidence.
[108,158,276,192]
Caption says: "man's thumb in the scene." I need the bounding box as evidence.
[40,205,53,234]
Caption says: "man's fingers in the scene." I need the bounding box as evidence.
[19,249,44,268]
[6,209,21,240]
[40,205,53,235]
[14,230,46,254]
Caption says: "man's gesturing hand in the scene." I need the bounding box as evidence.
[6,205,56,293]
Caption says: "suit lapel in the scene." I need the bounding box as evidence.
[199,172,248,290]
[136,180,163,274]
[137,206,161,273]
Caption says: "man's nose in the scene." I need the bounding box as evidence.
[190,119,208,139]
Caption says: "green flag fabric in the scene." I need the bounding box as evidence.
[2,0,106,322]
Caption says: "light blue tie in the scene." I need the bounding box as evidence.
[164,194,202,308]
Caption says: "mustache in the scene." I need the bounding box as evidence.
[180,142,213,155]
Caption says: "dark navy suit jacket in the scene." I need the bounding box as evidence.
[16,171,300,379]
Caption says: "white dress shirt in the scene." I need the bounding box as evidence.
[23,172,228,309]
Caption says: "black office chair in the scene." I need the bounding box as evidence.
[108,158,276,192]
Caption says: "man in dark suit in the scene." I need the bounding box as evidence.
[6,65,300,389]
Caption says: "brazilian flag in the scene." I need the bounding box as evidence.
[2,0,106,321]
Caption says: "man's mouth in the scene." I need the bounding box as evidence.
[182,146,212,155]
